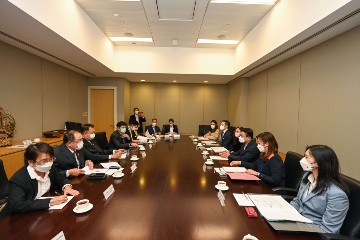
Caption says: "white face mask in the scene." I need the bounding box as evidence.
[257,144,265,152]
[300,157,314,172]
[235,132,240,138]
[238,136,246,143]
[76,140,84,150]
[169,124,173,127]
[219,125,225,131]
[131,127,137,131]
[89,133,95,140]
[34,162,53,173]
[210,125,215,130]
[135,110,139,115]
[152,122,157,127]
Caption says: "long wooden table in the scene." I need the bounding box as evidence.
[0,137,321,239]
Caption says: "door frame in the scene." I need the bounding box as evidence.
[87,86,117,129]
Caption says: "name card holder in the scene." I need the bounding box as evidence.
[217,190,226,206]
[52,231,66,240]
[103,184,115,200]
[130,163,137,173]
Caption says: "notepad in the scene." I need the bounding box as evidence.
[227,172,260,180]
[222,167,246,173]
[211,147,227,153]
[82,166,108,175]
[233,193,255,206]
[39,196,74,210]
[100,162,121,169]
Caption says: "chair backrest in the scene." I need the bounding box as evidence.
[162,124,169,135]
[0,159,9,201]
[198,125,210,136]
[283,151,304,189]
[94,131,109,150]
[340,174,360,238]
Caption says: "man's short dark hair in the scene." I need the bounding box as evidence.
[222,120,230,127]
[81,123,94,134]
[116,121,127,128]
[134,107,139,111]
[152,118,157,122]
[63,130,79,144]
[129,120,139,126]
[169,118,174,123]
[243,128,254,139]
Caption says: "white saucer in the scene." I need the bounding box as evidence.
[215,184,229,191]
[193,139,198,142]
[139,148,146,151]
[205,161,214,165]
[202,152,209,155]
[148,141,154,144]
[130,157,139,161]
[112,172,124,179]
[73,203,93,214]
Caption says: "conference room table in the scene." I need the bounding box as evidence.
[0,136,322,240]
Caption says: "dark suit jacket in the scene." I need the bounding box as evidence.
[146,125,161,135]
[8,166,69,213]
[129,115,146,133]
[163,125,178,134]
[53,144,85,177]
[83,139,112,163]
[241,153,285,188]
[109,130,131,150]
[220,130,233,151]
[228,139,260,163]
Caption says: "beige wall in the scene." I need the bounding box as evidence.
[0,41,88,141]
[130,83,228,134]
[227,77,248,127]
[230,26,360,180]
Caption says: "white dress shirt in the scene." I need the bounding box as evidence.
[27,165,51,199]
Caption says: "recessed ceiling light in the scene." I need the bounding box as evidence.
[204,81,208,83]
[197,39,239,45]
[140,79,145,82]
[173,80,177,83]
[110,37,153,42]
[211,0,276,4]
[113,13,119,18]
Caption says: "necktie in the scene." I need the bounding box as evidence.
[153,127,155,134]
[74,151,80,168]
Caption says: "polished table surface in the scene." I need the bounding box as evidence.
[0,137,322,240]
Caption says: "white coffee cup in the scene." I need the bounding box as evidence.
[76,199,90,211]
[33,138,41,143]
[131,155,137,159]
[217,181,227,187]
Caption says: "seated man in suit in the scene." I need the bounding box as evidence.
[8,143,79,213]
[109,121,138,150]
[81,123,124,163]
[53,130,94,178]
[220,128,260,163]
[163,118,179,135]
[146,118,162,136]
[128,121,141,143]
[129,107,146,134]
[219,120,233,151]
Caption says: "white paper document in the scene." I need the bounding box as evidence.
[197,137,209,141]
[248,194,313,223]
[222,167,246,173]
[233,193,255,206]
[82,166,108,175]
[105,169,123,176]
[6,145,26,148]
[39,196,74,210]
[100,162,121,169]
[211,147,228,153]
[119,153,127,159]
[209,156,228,161]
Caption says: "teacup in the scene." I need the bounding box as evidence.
[76,199,90,211]
[217,181,227,187]
[113,170,123,178]
[131,155,138,159]
[33,138,41,143]
[206,159,214,164]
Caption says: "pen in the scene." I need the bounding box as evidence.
[55,191,62,196]
[242,191,249,201]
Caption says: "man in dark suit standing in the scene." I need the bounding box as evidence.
[219,120,233,151]
[109,121,138,150]
[146,118,161,136]
[221,128,260,163]
[129,107,146,134]
[53,130,94,178]
[81,124,124,163]
[163,118,179,135]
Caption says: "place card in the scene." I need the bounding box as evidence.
[217,189,226,206]
[130,163,137,173]
[103,184,115,200]
[51,231,66,240]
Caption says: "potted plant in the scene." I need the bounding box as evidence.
[0,106,16,147]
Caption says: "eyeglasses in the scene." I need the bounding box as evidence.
[34,157,56,165]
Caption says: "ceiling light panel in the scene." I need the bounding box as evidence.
[156,0,196,21]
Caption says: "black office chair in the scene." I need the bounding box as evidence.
[162,124,169,135]
[272,151,304,201]
[322,175,360,240]
[198,125,210,136]
[95,131,109,150]
[0,159,9,220]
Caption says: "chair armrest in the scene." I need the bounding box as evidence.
[272,187,298,193]
[321,233,360,240]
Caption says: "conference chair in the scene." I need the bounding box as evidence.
[94,131,109,150]
[162,124,169,135]
[321,174,360,240]
[0,159,9,220]
[198,125,210,136]
[272,151,304,201]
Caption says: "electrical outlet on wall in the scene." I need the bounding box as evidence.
[82,112,88,117]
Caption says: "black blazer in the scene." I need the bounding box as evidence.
[220,130,233,151]
[109,130,131,150]
[8,166,69,213]
[53,144,85,177]
[228,139,260,163]
[146,125,161,135]
[163,125,178,134]
[129,115,146,133]
[241,153,285,188]
[83,139,112,163]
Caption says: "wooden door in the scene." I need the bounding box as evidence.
[90,89,115,140]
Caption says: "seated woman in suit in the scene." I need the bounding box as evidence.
[231,132,284,187]
[204,120,219,140]
[163,118,178,135]
[290,145,349,234]
[8,143,79,213]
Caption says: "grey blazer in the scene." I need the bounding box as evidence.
[290,175,349,234]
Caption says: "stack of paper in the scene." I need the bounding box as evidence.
[222,167,246,173]
[209,156,228,161]
[211,147,227,153]
[198,137,208,141]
